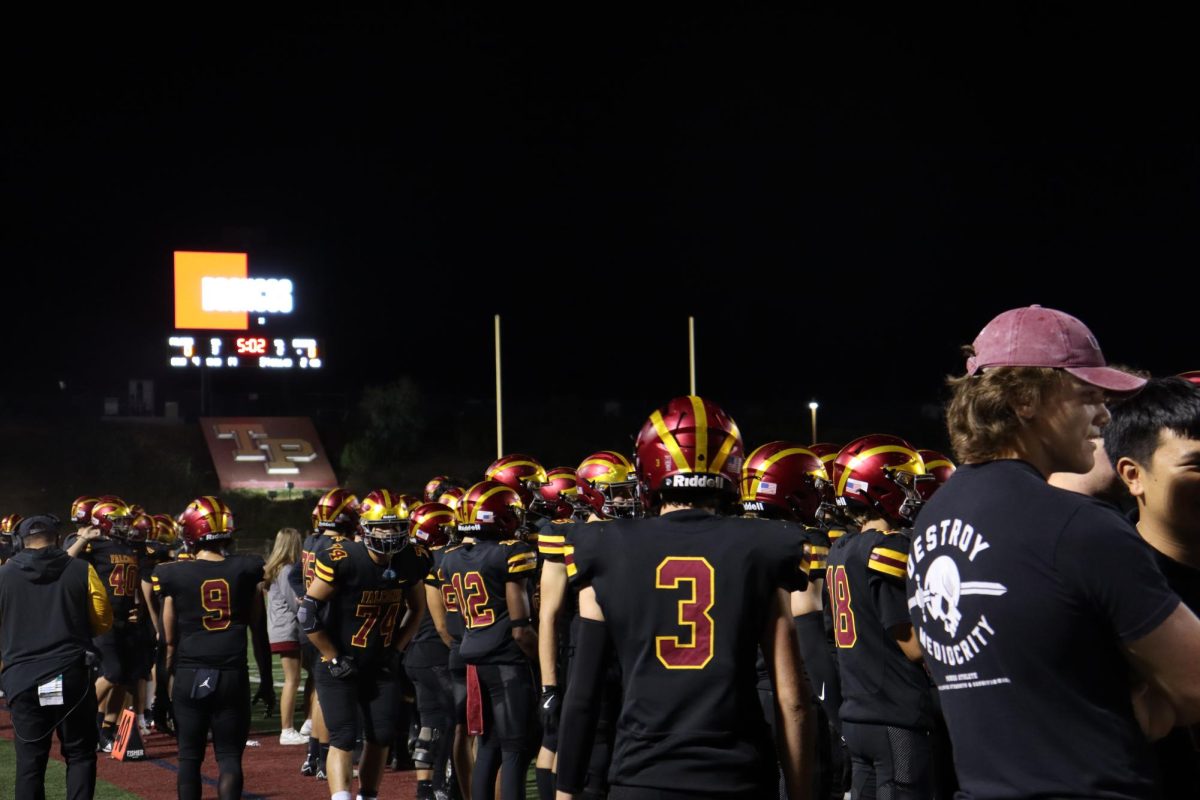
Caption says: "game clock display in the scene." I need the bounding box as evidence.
[168,335,323,369]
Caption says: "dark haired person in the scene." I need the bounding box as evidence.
[908,306,1200,799]
[152,497,264,800]
[1106,375,1200,796]
[0,514,111,800]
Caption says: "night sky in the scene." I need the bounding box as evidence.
[6,8,1198,456]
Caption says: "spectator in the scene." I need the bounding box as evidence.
[263,527,307,745]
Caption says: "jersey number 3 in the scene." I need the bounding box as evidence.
[827,565,857,648]
[655,557,715,670]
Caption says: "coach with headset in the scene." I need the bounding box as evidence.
[0,514,112,800]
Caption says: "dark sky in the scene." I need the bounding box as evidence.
[6,8,1198,451]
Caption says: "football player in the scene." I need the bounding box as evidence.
[741,441,844,799]
[68,497,142,752]
[825,435,934,800]
[290,488,360,779]
[153,497,264,800]
[556,396,812,800]
[537,450,639,799]
[300,489,429,800]
[441,480,539,800]
[0,513,21,564]
[405,501,459,800]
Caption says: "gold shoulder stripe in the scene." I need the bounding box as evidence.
[538,534,566,545]
[867,560,906,579]
[871,546,908,564]
[509,561,537,574]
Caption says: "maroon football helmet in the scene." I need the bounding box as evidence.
[574,450,642,519]
[178,496,236,547]
[831,434,928,524]
[485,454,548,506]
[917,450,956,501]
[634,396,743,508]
[456,481,525,538]
[740,442,828,523]
[311,488,360,535]
[424,476,467,503]
[409,502,456,549]
[70,496,100,527]
[531,467,579,520]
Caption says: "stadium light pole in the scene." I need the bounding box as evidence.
[809,401,819,443]
[688,316,696,395]
[495,314,503,458]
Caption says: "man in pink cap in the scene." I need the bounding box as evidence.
[905,305,1200,799]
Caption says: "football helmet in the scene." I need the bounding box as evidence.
[409,502,456,549]
[456,480,525,538]
[485,454,548,506]
[634,396,743,507]
[574,450,642,519]
[151,513,181,545]
[740,442,828,523]
[531,467,579,520]
[424,476,467,503]
[1178,370,1200,386]
[178,496,236,547]
[0,513,22,536]
[91,499,135,540]
[311,488,360,535]
[831,435,928,524]
[917,450,956,501]
[129,512,153,544]
[358,489,412,555]
[437,487,465,512]
[70,496,100,527]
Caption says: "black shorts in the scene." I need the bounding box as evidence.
[173,666,251,763]
[314,660,400,750]
[94,623,141,686]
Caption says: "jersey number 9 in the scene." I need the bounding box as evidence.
[201,579,232,631]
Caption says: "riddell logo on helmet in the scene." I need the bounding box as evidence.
[663,474,721,489]
[742,501,766,513]
[458,523,483,533]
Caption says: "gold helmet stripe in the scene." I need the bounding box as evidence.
[922,458,954,471]
[744,446,824,500]
[650,410,692,474]
[689,396,708,473]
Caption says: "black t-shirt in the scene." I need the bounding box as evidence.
[568,509,807,796]
[907,460,1180,799]
[152,554,264,669]
[440,538,536,666]
[79,537,140,623]
[138,541,173,582]
[1149,550,1200,798]
[826,527,933,729]
[313,540,429,670]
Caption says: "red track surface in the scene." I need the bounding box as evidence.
[0,710,418,799]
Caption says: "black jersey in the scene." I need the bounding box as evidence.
[137,541,173,582]
[1150,550,1200,797]
[754,521,831,692]
[825,527,932,729]
[80,537,140,622]
[290,531,349,597]
[0,537,14,565]
[567,509,807,795]
[440,538,536,666]
[406,545,452,669]
[152,554,264,669]
[312,540,429,669]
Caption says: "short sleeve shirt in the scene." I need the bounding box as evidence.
[907,460,1180,799]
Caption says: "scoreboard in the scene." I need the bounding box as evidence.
[171,251,323,370]
[169,335,322,369]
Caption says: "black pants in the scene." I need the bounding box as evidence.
[406,661,455,789]
[473,663,536,800]
[7,662,98,800]
[841,721,931,800]
[173,666,251,800]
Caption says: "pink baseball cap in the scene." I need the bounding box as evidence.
[966,305,1146,393]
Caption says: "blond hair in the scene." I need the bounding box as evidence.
[263,527,303,587]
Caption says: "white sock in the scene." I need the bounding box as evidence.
[356,794,377,800]
[332,792,352,800]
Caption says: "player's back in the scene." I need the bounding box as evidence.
[569,508,805,795]
[441,537,535,665]
[152,554,263,669]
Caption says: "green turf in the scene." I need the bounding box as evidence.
[0,736,140,800]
